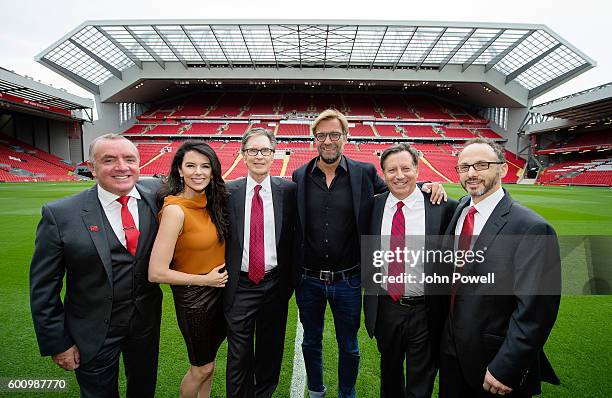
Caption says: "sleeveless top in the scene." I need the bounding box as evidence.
[160,194,225,275]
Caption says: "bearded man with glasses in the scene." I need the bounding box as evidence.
[439,137,561,398]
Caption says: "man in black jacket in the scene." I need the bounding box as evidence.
[439,137,561,397]
[292,110,445,398]
[363,143,457,398]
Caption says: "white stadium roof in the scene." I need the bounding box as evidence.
[36,20,595,103]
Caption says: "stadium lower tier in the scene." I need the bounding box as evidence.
[11,134,612,187]
[0,134,78,182]
[537,156,612,186]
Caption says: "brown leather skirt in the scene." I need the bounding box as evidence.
[171,284,226,366]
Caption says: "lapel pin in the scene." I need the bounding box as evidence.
[89,225,99,232]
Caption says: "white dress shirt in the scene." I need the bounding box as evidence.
[97,185,140,248]
[454,187,505,241]
[381,188,426,296]
[241,175,278,272]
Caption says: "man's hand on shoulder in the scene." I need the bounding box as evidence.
[421,182,448,204]
[52,345,80,371]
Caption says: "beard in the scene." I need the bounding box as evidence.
[461,171,500,197]
[318,145,341,164]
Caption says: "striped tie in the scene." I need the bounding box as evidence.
[388,201,405,301]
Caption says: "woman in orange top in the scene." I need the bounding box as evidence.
[149,140,229,398]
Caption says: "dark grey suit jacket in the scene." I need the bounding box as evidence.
[29,180,163,364]
[223,177,297,311]
[442,189,561,395]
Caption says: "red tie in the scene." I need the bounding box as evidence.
[450,206,477,313]
[388,201,405,301]
[116,196,140,257]
[249,185,265,284]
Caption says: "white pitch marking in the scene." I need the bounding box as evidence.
[290,310,306,398]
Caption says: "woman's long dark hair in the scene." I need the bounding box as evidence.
[157,140,229,243]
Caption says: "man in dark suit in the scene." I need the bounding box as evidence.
[292,110,445,398]
[439,137,561,397]
[30,134,163,397]
[224,128,297,398]
[363,143,457,398]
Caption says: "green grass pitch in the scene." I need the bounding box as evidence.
[0,182,610,397]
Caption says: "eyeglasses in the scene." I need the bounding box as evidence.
[244,148,274,157]
[455,161,505,173]
[314,132,343,142]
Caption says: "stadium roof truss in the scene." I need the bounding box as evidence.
[36,20,595,104]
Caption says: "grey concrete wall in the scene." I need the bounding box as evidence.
[82,95,122,158]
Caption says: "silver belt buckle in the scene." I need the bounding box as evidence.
[319,270,333,283]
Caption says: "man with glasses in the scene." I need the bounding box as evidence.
[439,137,561,397]
[224,128,297,398]
[292,109,446,398]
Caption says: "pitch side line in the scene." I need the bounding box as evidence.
[290,311,306,398]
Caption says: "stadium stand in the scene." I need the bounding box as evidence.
[116,93,526,184]
[538,129,612,154]
[350,124,376,137]
[220,123,250,136]
[0,138,76,182]
[537,157,612,186]
[277,123,311,137]
[375,125,402,137]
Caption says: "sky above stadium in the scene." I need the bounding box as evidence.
[0,0,608,106]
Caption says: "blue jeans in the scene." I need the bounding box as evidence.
[296,273,361,398]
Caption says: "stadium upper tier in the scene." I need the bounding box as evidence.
[136,93,484,123]
[538,129,612,154]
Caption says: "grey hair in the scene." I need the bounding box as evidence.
[241,128,277,152]
[88,133,138,163]
[462,137,506,162]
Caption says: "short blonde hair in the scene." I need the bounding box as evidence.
[311,109,349,136]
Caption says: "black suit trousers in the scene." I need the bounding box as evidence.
[375,296,436,398]
[225,272,289,398]
[74,305,161,398]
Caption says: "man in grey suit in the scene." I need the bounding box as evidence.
[30,134,163,397]
[224,128,297,398]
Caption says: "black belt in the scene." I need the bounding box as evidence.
[384,295,425,307]
[302,265,360,283]
[240,267,279,281]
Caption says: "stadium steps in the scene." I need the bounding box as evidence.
[140,151,167,170]
[419,155,453,183]
[279,154,290,177]
[370,125,381,137]
[223,153,243,180]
